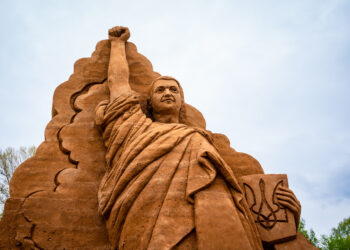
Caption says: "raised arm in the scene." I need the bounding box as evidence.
[107,26,132,101]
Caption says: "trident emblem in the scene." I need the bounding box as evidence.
[243,178,288,230]
[239,174,297,243]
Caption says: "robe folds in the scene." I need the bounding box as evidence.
[96,92,263,250]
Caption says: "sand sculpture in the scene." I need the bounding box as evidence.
[0,26,317,249]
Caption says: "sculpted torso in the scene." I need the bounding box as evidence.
[96,26,301,250]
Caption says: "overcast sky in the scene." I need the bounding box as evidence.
[1,0,349,237]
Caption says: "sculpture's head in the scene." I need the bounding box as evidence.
[146,76,184,123]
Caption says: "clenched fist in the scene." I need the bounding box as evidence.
[108,26,130,42]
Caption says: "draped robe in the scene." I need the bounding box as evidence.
[96,92,263,250]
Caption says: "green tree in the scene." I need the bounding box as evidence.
[298,218,320,247]
[0,146,36,209]
[320,217,350,250]
[299,217,350,249]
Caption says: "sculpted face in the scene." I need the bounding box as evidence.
[150,79,182,115]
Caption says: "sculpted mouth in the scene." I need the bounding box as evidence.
[161,96,175,102]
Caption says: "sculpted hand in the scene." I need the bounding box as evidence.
[275,186,301,228]
[108,26,130,42]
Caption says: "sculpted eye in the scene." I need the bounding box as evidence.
[170,86,178,93]
[156,87,164,93]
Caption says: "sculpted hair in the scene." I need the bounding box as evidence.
[145,76,186,123]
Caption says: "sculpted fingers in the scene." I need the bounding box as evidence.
[276,189,301,207]
[275,186,301,228]
[277,187,301,204]
[276,189,301,211]
[276,195,300,211]
[278,186,296,194]
[109,26,124,35]
[277,200,299,214]
[108,27,119,37]
[108,26,130,42]
[119,27,130,41]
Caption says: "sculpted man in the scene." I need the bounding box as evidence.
[96,26,301,250]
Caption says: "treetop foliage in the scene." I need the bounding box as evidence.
[0,146,36,205]
[299,217,350,250]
